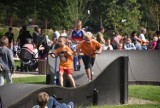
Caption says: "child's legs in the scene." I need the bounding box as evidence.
[0,73,5,86]
[47,96,61,108]
[4,71,13,84]
[65,69,76,87]
[82,55,91,80]
[59,68,64,87]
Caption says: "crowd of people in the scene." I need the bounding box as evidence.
[0,20,160,87]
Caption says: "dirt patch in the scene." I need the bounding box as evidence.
[128,97,159,104]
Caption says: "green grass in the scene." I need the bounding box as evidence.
[129,85,160,102]
[89,104,160,108]
[12,76,160,108]
[13,76,46,84]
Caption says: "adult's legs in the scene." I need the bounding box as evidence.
[4,71,13,84]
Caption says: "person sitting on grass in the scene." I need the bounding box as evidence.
[33,92,74,108]
[51,37,76,87]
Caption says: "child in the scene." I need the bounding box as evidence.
[51,37,76,87]
[76,32,102,81]
[0,36,15,86]
[124,37,136,50]
[33,92,74,108]
[103,38,113,50]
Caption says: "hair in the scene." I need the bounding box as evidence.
[59,36,66,41]
[9,27,13,31]
[141,28,146,33]
[156,31,160,36]
[99,26,104,31]
[153,36,158,41]
[22,25,27,31]
[84,32,92,39]
[26,38,32,44]
[37,92,49,107]
[34,27,39,32]
[0,36,9,46]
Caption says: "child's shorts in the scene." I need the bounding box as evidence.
[59,68,72,74]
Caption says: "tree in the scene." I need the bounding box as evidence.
[138,0,160,31]
[105,0,141,35]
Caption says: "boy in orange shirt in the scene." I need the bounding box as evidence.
[51,37,76,87]
[76,32,102,81]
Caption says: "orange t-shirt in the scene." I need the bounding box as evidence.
[77,39,101,58]
[55,46,73,69]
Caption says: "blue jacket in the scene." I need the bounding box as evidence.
[0,46,15,72]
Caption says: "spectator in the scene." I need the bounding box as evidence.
[76,32,102,81]
[61,28,68,37]
[32,26,40,46]
[33,92,74,108]
[111,31,123,49]
[139,28,147,50]
[124,37,136,50]
[5,27,14,49]
[51,37,76,87]
[0,36,15,86]
[148,36,158,50]
[96,27,105,44]
[16,25,32,48]
[155,31,160,50]
[131,31,142,50]
[69,20,85,71]
[117,43,124,50]
[103,38,113,50]
[38,28,50,59]
[52,27,60,42]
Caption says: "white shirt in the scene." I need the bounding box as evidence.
[33,105,48,108]
[139,33,146,42]
[124,43,136,50]
[103,44,113,50]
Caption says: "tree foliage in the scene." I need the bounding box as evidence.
[0,0,159,33]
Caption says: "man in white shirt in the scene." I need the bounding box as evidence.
[139,28,147,50]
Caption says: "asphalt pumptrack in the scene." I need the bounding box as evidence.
[0,51,160,108]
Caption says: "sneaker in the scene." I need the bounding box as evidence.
[91,71,94,75]
[67,101,74,108]
[88,79,91,82]
[77,65,81,71]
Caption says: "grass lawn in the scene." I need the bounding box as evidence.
[13,76,46,84]
[12,76,160,108]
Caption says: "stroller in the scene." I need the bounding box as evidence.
[18,47,38,72]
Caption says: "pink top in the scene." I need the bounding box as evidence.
[149,41,157,50]
[23,44,34,54]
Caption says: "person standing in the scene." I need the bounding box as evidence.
[0,36,15,86]
[5,27,14,49]
[69,20,85,71]
[96,27,105,44]
[52,27,60,42]
[32,26,40,46]
[76,32,102,81]
[111,31,123,50]
[155,31,160,50]
[16,25,32,48]
[139,28,147,50]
